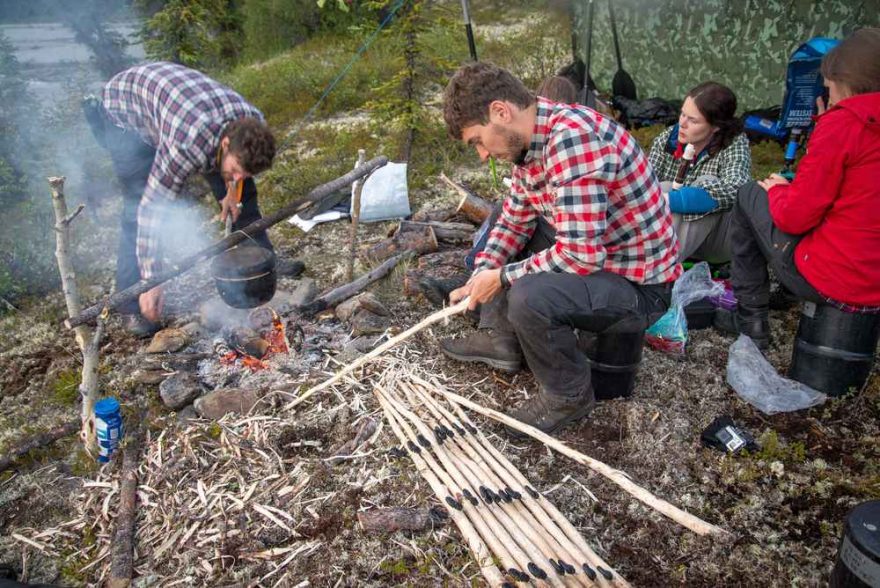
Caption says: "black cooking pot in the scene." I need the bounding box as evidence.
[211,245,277,309]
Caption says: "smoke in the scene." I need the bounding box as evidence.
[0,4,191,301]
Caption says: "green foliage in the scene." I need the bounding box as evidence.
[754,429,807,463]
[240,0,373,63]
[51,370,82,406]
[136,0,238,69]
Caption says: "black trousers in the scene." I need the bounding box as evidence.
[729,182,822,309]
[478,218,671,399]
[85,103,271,314]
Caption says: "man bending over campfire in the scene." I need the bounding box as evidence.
[83,61,302,337]
[440,62,681,435]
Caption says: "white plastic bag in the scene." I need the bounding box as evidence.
[726,335,827,414]
[355,161,411,222]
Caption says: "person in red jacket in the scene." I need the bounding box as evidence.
[726,28,880,349]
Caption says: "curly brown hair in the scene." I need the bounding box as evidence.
[222,117,276,174]
[442,62,535,140]
[821,28,880,96]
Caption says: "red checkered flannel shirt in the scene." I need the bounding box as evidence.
[102,62,264,279]
[474,97,681,286]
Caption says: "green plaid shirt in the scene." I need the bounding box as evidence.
[648,126,752,221]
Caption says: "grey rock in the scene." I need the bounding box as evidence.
[175,405,198,423]
[336,292,390,322]
[350,309,390,337]
[272,278,318,314]
[159,372,202,410]
[194,387,262,419]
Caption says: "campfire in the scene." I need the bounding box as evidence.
[215,307,298,372]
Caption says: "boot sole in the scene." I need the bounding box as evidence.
[505,401,595,439]
[440,348,521,373]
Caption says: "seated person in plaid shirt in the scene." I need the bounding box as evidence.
[84,62,298,336]
[440,63,681,435]
[647,81,751,263]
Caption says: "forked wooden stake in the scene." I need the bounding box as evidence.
[287,299,469,410]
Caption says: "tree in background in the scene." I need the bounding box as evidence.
[0,34,55,306]
[135,0,242,69]
[362,0,454,161]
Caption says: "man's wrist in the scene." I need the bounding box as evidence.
[499,268,511,289]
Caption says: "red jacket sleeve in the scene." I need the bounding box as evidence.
[768,110,852,235]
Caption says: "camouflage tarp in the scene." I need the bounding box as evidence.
[572,0,880,109]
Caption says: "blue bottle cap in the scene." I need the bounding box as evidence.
[94,397,121,418]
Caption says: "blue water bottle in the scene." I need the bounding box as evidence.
[94,397,124,463]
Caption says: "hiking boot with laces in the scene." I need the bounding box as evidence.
[506,388,596,437]
[440,330,522,373]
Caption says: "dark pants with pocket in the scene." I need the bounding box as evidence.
[478,216,672,399]
[729,182,822,310]
[84,101,270,314]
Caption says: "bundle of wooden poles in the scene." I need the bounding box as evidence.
[374,369,627,587]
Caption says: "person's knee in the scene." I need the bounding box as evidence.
[506,277,553,329]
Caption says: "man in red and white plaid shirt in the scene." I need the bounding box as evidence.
[441,63,681,435]
[85,62,289,336]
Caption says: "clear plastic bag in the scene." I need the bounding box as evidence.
[645,262,724,356]
[726,335,827,414]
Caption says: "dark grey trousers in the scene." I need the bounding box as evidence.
[729,182,822,309]
[478,218,672,399]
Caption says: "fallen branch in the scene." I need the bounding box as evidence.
[106,422,144,588]
[397,220,475,243]
[439,173,494,224]
[296,251,414,318]
[441,388,730,538]
[362,223,437,264]
[327,417,378,465]
[287,299,469,410]
[66,157,389,329]
[346,149,367,281]
[0,419,79,473]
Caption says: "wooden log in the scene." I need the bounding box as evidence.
[398,220,474,243]
[362,224,438,264]
[439,173,494,224]
[295,251,413,318]
[106,423,144,588]
[0,420,79,473]
[411,207,457,223]
[358,507,445,533]
[65,157,389,329]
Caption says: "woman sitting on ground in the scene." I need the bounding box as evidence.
[724,28,880,350]
[648,81,751,262]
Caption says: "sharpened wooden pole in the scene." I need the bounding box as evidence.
[287,298,469,410]
[347,149,367,281]
[440,388,729,538]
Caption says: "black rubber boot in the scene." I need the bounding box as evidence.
[735,305,770,350]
